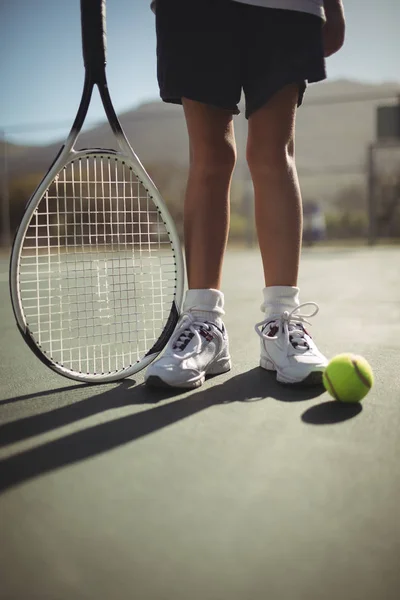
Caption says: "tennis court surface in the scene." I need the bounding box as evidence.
[1,246,399,600]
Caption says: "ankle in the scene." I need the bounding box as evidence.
[183,288,225,326]
[261,286,300,318]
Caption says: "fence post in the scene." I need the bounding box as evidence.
[367,143,376,246]
[1,130,11,247]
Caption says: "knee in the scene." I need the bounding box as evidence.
[190,136,237,179]
[246,136,295,176]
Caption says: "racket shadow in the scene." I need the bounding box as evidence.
[0,367,323,448]
[0,379,180,448]
[0,384,94,407]
[0,367,324,493]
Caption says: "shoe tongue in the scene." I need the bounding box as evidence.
[189,311,222,329]
[172,329,195,353]
[289,323,310,350]
[288,321,303,332]
[172,320,210,353]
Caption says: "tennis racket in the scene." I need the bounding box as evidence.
[9,0,184,383]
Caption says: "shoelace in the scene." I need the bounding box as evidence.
[170,313,212,360]
[254,302,320,354]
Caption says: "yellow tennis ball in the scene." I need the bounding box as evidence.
[323,353,374,403]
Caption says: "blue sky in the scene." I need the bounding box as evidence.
[1,0,399,145]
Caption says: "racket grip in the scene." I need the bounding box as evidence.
[81,0,107,79]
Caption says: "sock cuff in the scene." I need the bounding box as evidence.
[183,288,225,316]
[261,286,300,314]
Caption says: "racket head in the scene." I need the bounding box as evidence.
[10,149,184,383]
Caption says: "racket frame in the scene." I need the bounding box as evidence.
[9,0,184,383]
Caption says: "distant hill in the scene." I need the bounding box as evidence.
[3,79,400,205]
[0,140,31,158]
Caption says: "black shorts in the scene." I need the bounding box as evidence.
[155,0,326,119]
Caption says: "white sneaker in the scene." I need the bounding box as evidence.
[145,312,231,389]
[255,302,328,385]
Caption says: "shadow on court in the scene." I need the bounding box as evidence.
[0,368,361,493]
[302,400,362,424]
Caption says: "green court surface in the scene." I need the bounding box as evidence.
[1,247,400,600]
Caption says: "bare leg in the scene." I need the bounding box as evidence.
[182,99,236,290]
[246,84,302,287]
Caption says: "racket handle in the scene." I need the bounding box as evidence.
[81,0,107,80]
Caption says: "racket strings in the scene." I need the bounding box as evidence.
[18,154,177,375]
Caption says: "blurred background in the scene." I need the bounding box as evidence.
[1,0,400,249]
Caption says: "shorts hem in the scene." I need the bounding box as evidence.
[160,93,240,115]
[245,72,326,119]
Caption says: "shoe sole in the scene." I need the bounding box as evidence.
[280,370,324,386]
[260,357,324,386]
[145,375,205,390]
[145,358,232,390]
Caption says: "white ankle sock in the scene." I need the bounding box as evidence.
[261,286,300,318]
[183,289,225,326]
